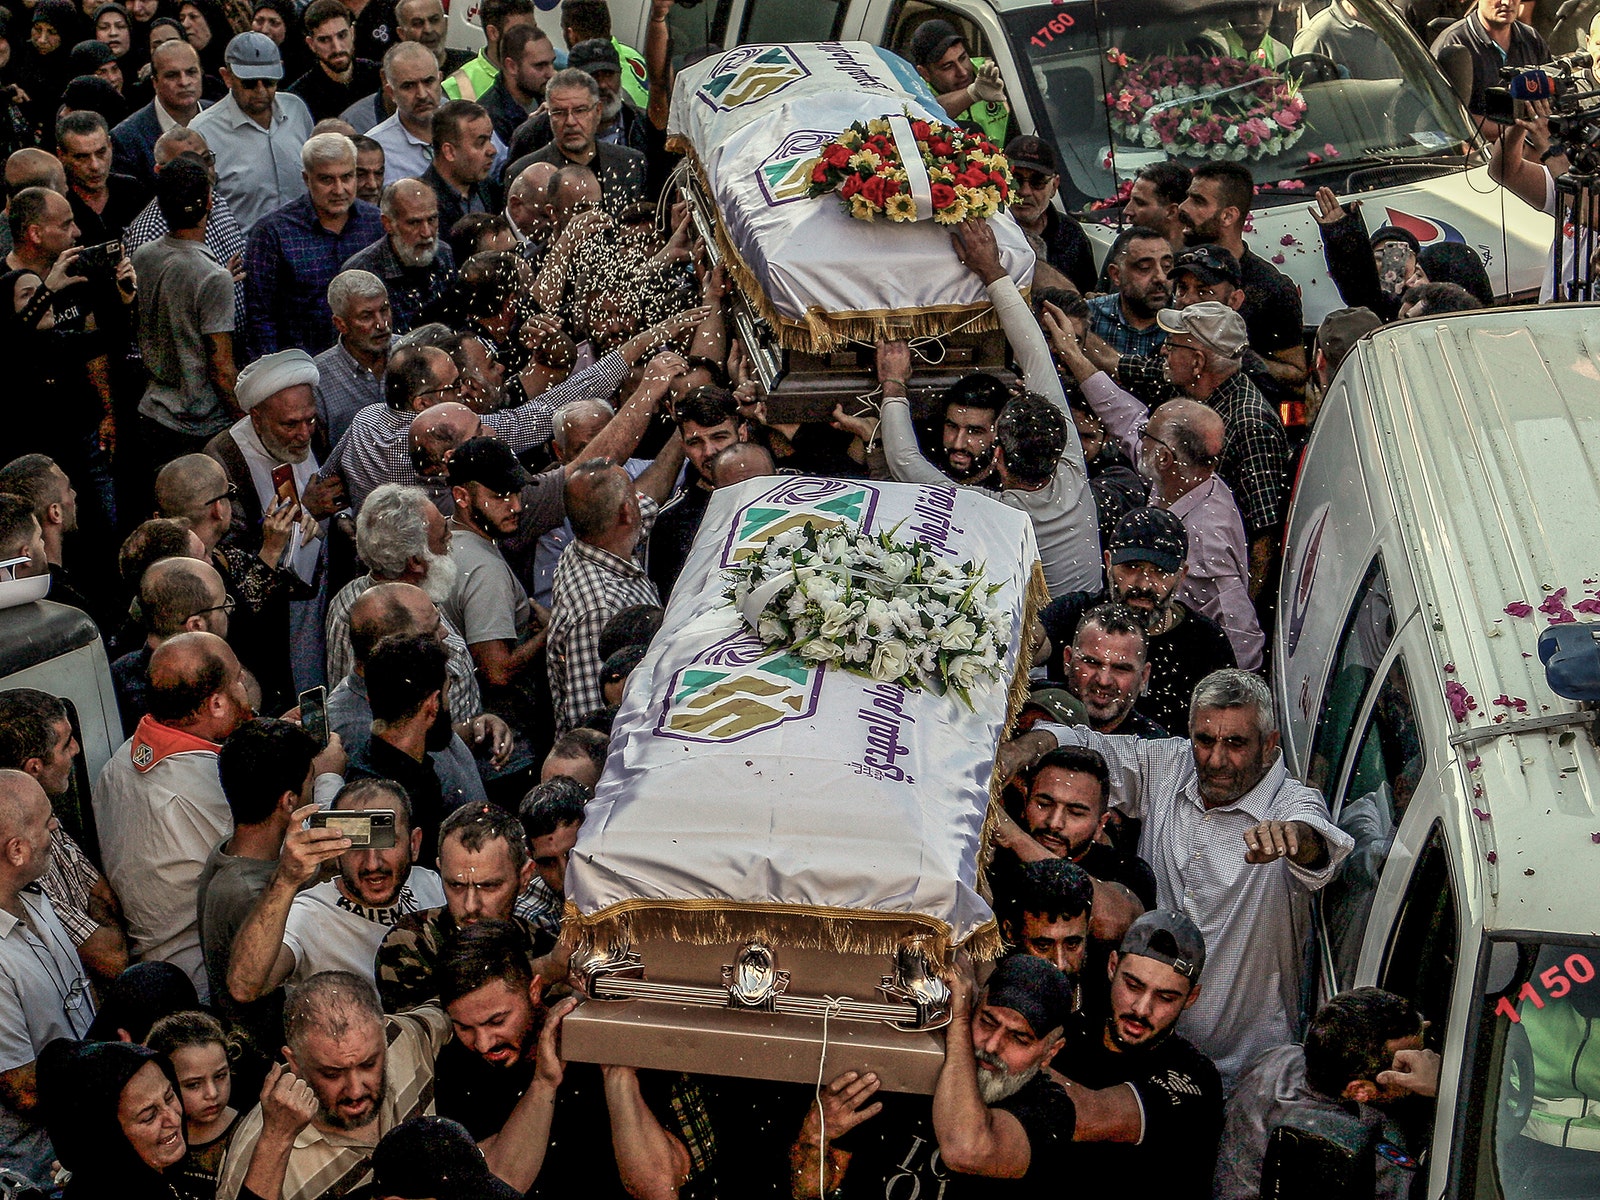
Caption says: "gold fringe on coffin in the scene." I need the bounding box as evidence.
[560,558,1046,969]
[565,896,1005,963]
[977,559,1052,906]
[666,138,1006,354]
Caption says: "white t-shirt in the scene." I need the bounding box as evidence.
[281,867,445,985]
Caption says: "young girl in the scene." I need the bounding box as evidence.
[147,1011,240,1199]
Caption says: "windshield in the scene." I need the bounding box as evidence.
[1002,0,1480,210]
[1469,938,1600,1199]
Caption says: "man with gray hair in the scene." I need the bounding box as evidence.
[315,270,393,447]
[369,41,444,184]
[124,126,248,326]
[342,178,456,333]
[324,484,478,721]
[521,66,646,215]
[999,667,1353,1089]
[242,130,383,358]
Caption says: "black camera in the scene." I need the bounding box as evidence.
[67,240,123,280]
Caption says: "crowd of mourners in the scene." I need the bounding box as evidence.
[0,0,1547,1195]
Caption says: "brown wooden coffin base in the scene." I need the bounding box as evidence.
[561,997,947,1094]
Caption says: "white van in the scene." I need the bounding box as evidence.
[627,0,1552,323]
[1274,304,1600,1197]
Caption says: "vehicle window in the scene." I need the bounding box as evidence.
[1470,938,1600,1200]
[888,2,989,64]
[1321,654,1423,990]
[665,0,734,71]
[1305,557,1394,796]
[740,0,846,45]
[1000,0,1477,208]
[1379,822,1457,1054]
[56,695,99,864]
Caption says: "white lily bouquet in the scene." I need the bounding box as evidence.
[727,521,1010,708]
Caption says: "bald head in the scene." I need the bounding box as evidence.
[380,176,433,217]
[151,37,200,74]
[551,399,612,462]
[140,556,227,638]
[154,126,209,169]
[348,581,437,667]
[0,769,48,842]
[5,149,67,199]
[409,402,484,476]
[154,454,228,523]
[510,161,557,205]
[147,632,247,733]
[1153,398,1224,468]
[708,442,776,488]
[548,164,600,227]
[383,38,437,85]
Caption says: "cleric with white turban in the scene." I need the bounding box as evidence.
[210,347,337,690]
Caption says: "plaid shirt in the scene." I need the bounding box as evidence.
[38,828,102,946]
[124,190,248,326]
[326,348,635,512]
[514,872,563,937]
[376,906,549,1012]
[242,194,385,359]
[1205,369,1289,540]
[1088,292,1166,358]
[313,340,386,451]
[549,496,660,731]
[217,1007,451,1200]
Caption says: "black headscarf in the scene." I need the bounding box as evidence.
[86,961,201,1043]
[60,70,128,120]
[19,0,85,128]
[174,0,227,76]
[38,1038,199,1200]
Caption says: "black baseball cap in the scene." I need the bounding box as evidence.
[568,37,621,76]
[1171,244,1242,289]
[371,1117,523,1200]
[1108,507,1188,574]
[1119,910,1206,982]
[982,953,1076,1037]
[1004,134,1058,177]
[909,18,965,67]
[446,436,528,494]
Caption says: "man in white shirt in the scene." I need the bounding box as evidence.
[93,632,256,999]
[0,771,96,1185]
[226,778,445,1006]
[369,42,443,184]
[1000,668,1353,1088]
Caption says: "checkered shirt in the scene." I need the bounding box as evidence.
[1088,292,1167,358]
[313,340,386,451]
[1205,369,1289,539]
[549,496,660,731]
[38,828,101,946]
[325,573,482,719]
[242,193,385,359]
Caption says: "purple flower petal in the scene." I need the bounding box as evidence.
[1549,610,1578,625]
[1505,602,1533,618]
[1576,598,1600,614]
[1466,756,1481,771]
[1473,807,1491,820]
[1487,851,1498,864]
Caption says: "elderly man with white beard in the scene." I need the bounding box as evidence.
[206,349,348,691]
[342,178,457,334]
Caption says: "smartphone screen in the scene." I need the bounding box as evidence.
[299,686,328,747]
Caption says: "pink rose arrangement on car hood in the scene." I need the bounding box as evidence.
[1104,49,1308,162]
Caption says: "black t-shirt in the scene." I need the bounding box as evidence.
[647,480,711,602]
[1041,590,1237,735]
[1075,841,1157,912]
[70,174,151,246]
[834,1075,1076,1200]
[1057,1022,1224,1200]
[1237,246,1303,357]
[288,58,383,122]
[1042,207,1096,295]
[434,1047,682,1200]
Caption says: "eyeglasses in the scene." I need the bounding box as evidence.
[1135,418,1183,460]
[203,481,240,506]
[1013,169,1054,189]
[189,594,238,619]
[416,378,460,400]
[234,76,278,90]
[548,102,597,123]
[1159,339,1203,360]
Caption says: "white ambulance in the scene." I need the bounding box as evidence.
[1274,304,1600,1197]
